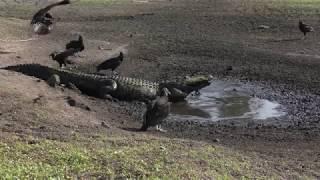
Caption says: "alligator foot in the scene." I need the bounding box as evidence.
[169,88,188,102]
[112,71,119,76]
[47,74,60,87]
[67,83,82,94]
[104,94,119,102]
[99,80,117,99]
[193,90,201,96]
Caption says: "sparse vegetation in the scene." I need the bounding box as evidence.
[236,0,320,16]
[0,137,273,179]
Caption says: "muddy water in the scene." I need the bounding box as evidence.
[170,80,286,121]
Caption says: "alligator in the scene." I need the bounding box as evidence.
[1,64,212,102]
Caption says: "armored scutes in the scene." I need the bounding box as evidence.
[1,64,212,102]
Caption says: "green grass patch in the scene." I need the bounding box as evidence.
[270,0,320,16]
[239,0,320,16]
[0,137,272,179]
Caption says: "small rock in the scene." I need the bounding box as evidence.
[140,12,155,16]
[66,96,76,106]
[98,46,112,50]
[226,65,233,71]
[33,95,44,103]
[27,139,39,144]
[213,138,220,143]
[101,122,110,128]
[160,146,166,151]
[257,25,270,29]
[4,123,13,127]
[16,56,21,59]
[84,106,91,111]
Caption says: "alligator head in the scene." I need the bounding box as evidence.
[160,74,213,102]
[184,74,213,90]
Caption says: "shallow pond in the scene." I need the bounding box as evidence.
[170,80,286,121]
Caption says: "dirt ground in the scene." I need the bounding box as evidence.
[0,0,320,178]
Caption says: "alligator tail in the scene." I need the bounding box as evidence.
[1,64,54,80]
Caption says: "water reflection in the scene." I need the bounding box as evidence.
[171,101,211,118]
[170,80,285,121]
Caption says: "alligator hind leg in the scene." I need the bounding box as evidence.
[67,83,82,94]
[99,80,118,99]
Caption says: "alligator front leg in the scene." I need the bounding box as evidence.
[99,80,118,99]
[46,74,60,87]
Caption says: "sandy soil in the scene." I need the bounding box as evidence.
[0,0,320,178]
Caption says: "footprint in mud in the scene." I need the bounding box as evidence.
[65,96,91,111]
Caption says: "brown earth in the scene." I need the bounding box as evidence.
[0,0,320,178]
